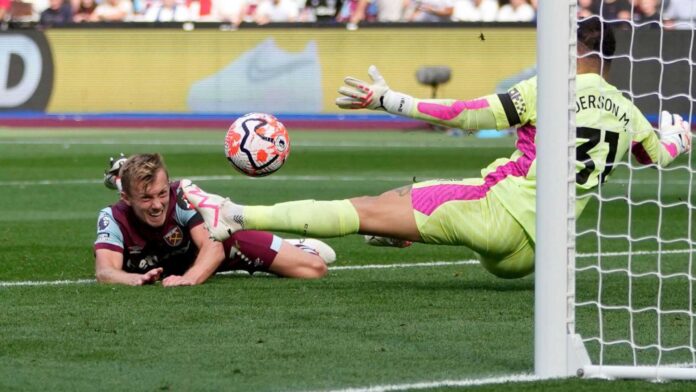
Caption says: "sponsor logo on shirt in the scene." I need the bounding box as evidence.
[126,255,158,271]
[138,255,158,270]
[251,257,265,268]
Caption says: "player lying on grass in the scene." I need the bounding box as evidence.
[180,16,691,279]
[94,153,336,286]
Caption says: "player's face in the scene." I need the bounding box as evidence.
[122,169,170,228]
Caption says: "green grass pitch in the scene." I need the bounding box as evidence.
[0,128,693,391]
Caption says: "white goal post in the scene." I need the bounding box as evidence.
[535,0,582,378]
[535,0,696,381]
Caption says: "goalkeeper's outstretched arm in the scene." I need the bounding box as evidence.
[631,110,692,167]
[335,65,515,131]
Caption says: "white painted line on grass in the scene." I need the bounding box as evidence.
[0,175,688,187]
[0,140,218,146]
[0,174,416,187]
[0,278,95,287]
[0,140,504,149]
[0,260,479,288]
[4,250,694,288]
[299,373,539,392]
[0,178,103,186]
[329,260,478,270]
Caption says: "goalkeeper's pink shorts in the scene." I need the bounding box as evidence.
[411,178,534,279]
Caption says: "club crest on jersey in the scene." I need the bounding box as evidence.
[98,215,110,231]
[164,227,184,247]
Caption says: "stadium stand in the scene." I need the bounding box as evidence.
[4,0,541,25]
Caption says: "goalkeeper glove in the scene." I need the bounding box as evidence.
[659,110,692,156]
[336,65,414,115]
[103,153,127,191]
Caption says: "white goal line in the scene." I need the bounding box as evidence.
[3,248,693,288]
[297,373,539,392]
[0,260,479,288]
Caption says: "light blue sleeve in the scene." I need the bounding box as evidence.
[94,207,124,249]
[175,203,200,227]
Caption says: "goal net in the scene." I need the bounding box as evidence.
[536,0,696,380]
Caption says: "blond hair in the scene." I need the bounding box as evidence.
[120,153,168,196]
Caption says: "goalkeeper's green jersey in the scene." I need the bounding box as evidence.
[410,73,679,241]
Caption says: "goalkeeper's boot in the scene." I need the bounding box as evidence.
[180,179,244,242]
[287,238,337,264]
[364,235,413,248]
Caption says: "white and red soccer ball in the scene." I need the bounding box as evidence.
[224,113,290,177]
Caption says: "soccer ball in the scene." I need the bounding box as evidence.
[224,113,290,177]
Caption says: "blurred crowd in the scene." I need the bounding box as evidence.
[0,0,691,29]
[2,0,540,27]
[579,0,695,29]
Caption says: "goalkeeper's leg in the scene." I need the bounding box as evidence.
[180,180,422,242]
[181,178,534,278]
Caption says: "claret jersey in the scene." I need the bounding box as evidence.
[94,181,203,276]
[94,181,280,275]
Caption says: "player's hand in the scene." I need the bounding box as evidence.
[134,267,163,286]
[336,65,391,111]
[659,110,692,156]
[104,153,127,190]
[161,275,196,287]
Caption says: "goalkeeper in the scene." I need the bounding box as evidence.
[181,16,691,279]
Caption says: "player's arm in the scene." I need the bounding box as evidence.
[95,249,163,286]
[335,65,524,131]
[94,209,163,286]
[161,223,226,287]
[631,110,691,167]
